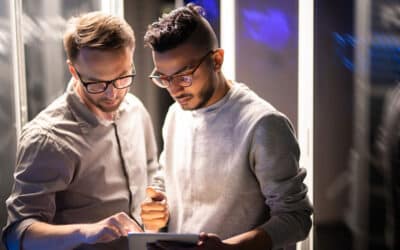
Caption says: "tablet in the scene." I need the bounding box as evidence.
[128,232,199,250]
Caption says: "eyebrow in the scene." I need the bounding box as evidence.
[83,66,134,82]
[154,63,195,77]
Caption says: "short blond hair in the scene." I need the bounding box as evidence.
[63,11,135,62]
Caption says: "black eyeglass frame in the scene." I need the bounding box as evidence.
[73,66,136,94]
[149,50,215,89]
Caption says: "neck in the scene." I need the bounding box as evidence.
[100,112,116,121]
[214,76,232,102]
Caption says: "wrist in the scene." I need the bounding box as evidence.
[227,242,244,250]
[223,237,243,250]
[74,224,90,244]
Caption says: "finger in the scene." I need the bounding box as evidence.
[115,212,143,233]
[197,232,208,244]
[144,225,160,232]
[204,233,220,242]
[198,233,221,248]
[141,211,168,220]
[98,224,122,242]
[146,187,166,202]
[198,232,208,240]
[143,218,169,231]
[141,202,168,211]
[126,218,144,233]
[106,216,127,237]
[197,232,212,246]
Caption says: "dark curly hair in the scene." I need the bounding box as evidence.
[144,3,218,52]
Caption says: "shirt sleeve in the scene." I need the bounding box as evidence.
[2,128,75,250]
[250,113,313,249]
[141,107,165,192]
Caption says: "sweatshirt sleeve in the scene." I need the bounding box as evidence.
[250,113,313,249]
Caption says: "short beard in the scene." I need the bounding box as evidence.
[97,98,123,113]
[192,81,215,110]
[86,93,124,113]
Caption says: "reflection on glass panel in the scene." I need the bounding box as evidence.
[0,1,17,250]
[236,0,298,128]
[184,0,220,40]
[22,0,101,119]
[0,1,103,249]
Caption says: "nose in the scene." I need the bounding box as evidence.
[104,82,117,98]
[167,79,184,95]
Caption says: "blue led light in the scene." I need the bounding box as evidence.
[242,8,291,51]
[185,0,219,22]
[333,32,400,83]
[334,32,355,71]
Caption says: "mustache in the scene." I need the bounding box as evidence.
[174,94,193,99]
[99,96,118,102]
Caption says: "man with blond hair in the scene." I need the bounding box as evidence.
[2,12,165,250]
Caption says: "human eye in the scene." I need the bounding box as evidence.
[179,74,192,83]
[86,82,106,92]
[173,73,192,86]
[115,76,133,87]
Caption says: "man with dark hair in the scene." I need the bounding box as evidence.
[141,3,313,250]
[2,12,166,250]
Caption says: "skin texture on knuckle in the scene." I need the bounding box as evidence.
[153,219,166,228]
[107,217,118,226]
[98,227,116,242]
[141,202,151,211]
[116,211,127,218]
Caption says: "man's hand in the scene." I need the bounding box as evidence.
[141,186,169,231]
[81,212,143,244]
[22,212,143,250]
[197,233,234,250]
[145,228,272,250]
[146,232,236,250]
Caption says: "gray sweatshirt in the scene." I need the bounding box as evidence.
[160,82,313,249]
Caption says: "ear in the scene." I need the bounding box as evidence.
[213,48,224,72]
[66,59,79,80]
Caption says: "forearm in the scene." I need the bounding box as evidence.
[22,221,86,250]
[223,228,273,250]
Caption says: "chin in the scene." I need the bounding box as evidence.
[179,102,197,111]
[99,102,121,113]
[101,107,119,113]
[192,101,208,110]
[181,106,193,111]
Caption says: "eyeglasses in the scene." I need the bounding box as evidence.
[74,66,136,94]
[149,50,215,89]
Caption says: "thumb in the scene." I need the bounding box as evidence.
[146,187,165,202]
